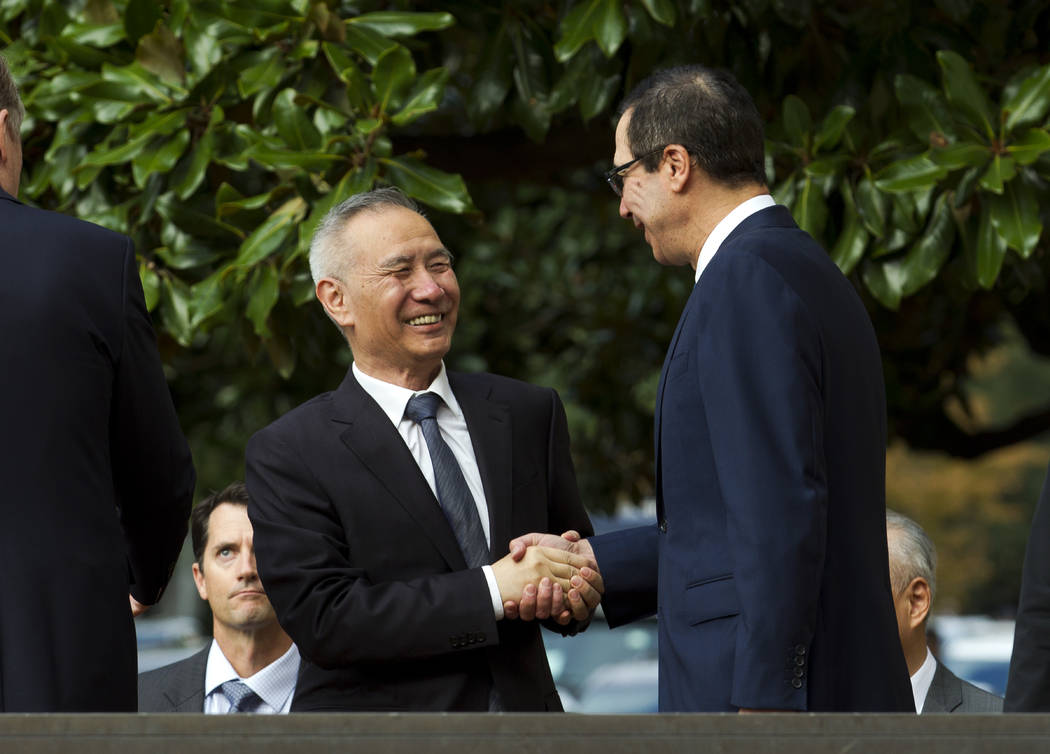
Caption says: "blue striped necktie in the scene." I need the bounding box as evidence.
[404,392,490,568]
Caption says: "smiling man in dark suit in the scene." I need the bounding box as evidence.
[0,53,194,712]
[245,188,598,712]
[139,483,301,713]
[511,64,912,712]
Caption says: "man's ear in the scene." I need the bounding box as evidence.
[907,577,932,628]
[663,144,693,192]
[316,278,354,328]
[192,561,208,601]
[0,109,11,160]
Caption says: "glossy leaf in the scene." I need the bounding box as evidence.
[874,155,947,193]
[813,105,854,153]
[929,142,989,170]
[782,94,811,148]
[132,129,190,188]
[372,45,415,113]
[273,88,322,150]
[381,156,476,214]
[234,197,308,267]
[987,181,1042,258]
[900,194,955,296]
[237,48,285,98]
[856,177,888,238]
[344,23,397,66]
[348,11,454,37]
[391,68,449,127]
[158,275,194,346]
[139,262,161,312]
[937,50,996,139]
[124,0,160,44]
[554,0,627,62]
[1008,128,1050,166]
[830,191,869,275]
[976,202,1007,289]
[136,22,184,84]
[861,258,905,310]
[640,0,676,26]
[1004,63,1050,133]
[978,154,1015,194]
[894,73,957,144]
[793,175,827,238]
[246,264,280,338]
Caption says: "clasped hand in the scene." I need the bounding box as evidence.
[491,530,603,625]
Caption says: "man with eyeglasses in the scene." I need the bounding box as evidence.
[509,65,912,712]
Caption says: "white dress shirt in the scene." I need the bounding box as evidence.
[352,362,505,619]
[694,194,777,283]
[910,647,937,713]
[202,640,300,714]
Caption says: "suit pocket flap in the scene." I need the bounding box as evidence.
[683,574,740,626]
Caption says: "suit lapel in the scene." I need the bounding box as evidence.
[926,662,962,713]
[451,373,511,558]
[164,646,209,712]
[654,288,695,523]
[330,370,467,571]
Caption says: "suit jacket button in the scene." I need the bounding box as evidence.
[794,667,805,678]
[794,644,806,655]
[791,678,803,689]
[795,656,805,666]
[477,632,486,642]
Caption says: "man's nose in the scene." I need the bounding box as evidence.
[411,270,445,299]
[619,195,631,219]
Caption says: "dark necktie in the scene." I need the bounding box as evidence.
[221,679,264,713]
[404,392,490,568]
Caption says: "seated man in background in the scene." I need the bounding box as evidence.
[139,483,300,713]
[886,510,1002,714]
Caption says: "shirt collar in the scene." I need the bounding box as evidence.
[694,194,777,283]
[352,361,462,426]
[910,647,937,713]
[204,640,301,712]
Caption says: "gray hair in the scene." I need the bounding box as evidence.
[886,509,937,602]
[308,187,423,284]
[0,52,24,139]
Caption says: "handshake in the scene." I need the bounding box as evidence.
[491,531,604,625]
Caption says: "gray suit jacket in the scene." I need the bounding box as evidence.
[922,662,1003,713]
[138,646,209,712]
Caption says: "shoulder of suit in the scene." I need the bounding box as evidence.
[958,677,1005,711]
[449,370,555,400]
[251,390,339,437]
[5,199,131,248]
[138,646,208,683]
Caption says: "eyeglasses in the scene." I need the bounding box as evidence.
[604,147,666,196]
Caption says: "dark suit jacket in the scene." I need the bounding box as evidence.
[591,205,913,712]
[138,647,209,712]
[245,370,592,711]
[1006,458,1050,711]
[138,644,306,712]
[0,188,194,712]
[924,662,1003,713]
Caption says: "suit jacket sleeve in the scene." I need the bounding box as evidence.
[246,429,499,669]
[1006,461,1050,711]
[110,240,195,605]
[699,253,827,710]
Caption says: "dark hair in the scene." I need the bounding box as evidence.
[620,65,766,188]
[191,482,251,564]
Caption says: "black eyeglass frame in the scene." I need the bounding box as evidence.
[604,147,667,196]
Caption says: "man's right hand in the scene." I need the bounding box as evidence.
[490,545,593,605]
[504,531,601,623]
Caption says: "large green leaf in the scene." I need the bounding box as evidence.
[987,181,1042,258]
[554,0,627,62]
[158,274,194,346]
[136,22,184,85]
[132,129,190,187]
[273,88,322,150]
[928,142,989,170]
[855,177,888,238]
[246,264,280,337]
[899,194,955,296]
[348,11,455,37]
[813,105,854,153]
[381,156,476,214]
[640,0,676,26]
[237,48,285,98]
[874,155,947,193]
[937,50,996,139]
[124,0,160,44]
[233,197,308,267]
[861,258,905,310]
[344,22,398,66]
[101,61,176,104]
[830,192,869,275]
[976,202,1007,289]
[894,73,957,144]
[372,44,415,113]
[978,154,1015,194]
[1004,63,1050,134]
[782,94,811,148]
[468,21,513,123]
[1008,128,1050,166]
[139,262,160,312]
[793,175,827,238]
[391,68,449,127]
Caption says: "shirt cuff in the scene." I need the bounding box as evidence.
[482,564,504,620]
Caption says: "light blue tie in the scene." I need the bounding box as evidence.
[221,679,263,713]
[404,392,490,568]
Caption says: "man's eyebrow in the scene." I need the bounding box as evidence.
[377,249,453,269]
[212,540,237,553]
